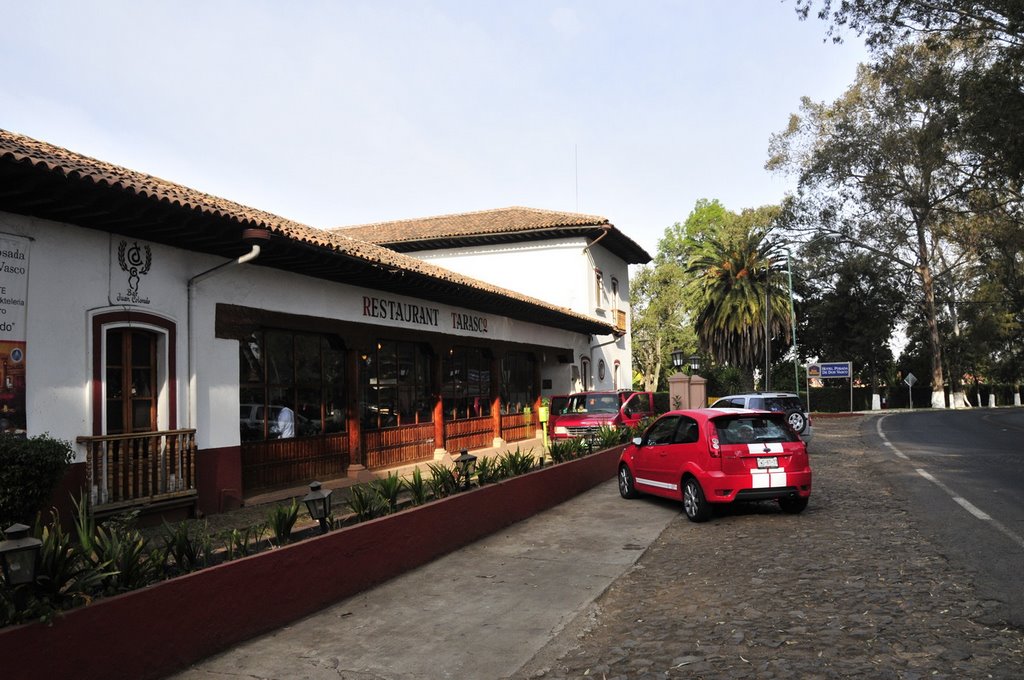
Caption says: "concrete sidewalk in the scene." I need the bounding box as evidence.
[171,479,681,679]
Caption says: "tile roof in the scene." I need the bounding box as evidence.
[334,206,653,264]
[0,128,614,336]
[335,206,609,241]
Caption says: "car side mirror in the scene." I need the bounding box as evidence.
[632,437,642,446]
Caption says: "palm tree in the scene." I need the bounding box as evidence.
[685,225,791,388]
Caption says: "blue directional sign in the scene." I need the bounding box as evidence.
[810,362,851,379]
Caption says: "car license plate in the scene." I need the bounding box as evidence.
[756,456,778,469]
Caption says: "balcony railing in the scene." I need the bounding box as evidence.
[77,429,197,514]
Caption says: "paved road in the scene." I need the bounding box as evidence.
[871,408,1024,628]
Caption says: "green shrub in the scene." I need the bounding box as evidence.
[0,434,74,527]
[72,499,160,593]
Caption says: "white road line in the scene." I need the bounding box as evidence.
[953,497,992,521]
[877,417,1024,550]
[875,416,908,459]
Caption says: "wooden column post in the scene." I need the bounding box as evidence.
[346,349,364,474]
[433,352,446,456]
[491,354,502,447]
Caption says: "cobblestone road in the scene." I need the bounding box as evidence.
[514,415,1024,680]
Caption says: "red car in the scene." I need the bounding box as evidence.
[617,408,812,522]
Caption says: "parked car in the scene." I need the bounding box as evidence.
[239,403,315,440]
[708,392,812,440]
[617,408,812,522]
[549,390,657,440]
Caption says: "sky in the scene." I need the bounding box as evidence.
[0,1,868,257]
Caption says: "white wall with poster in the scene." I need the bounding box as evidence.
[0,231,29,433]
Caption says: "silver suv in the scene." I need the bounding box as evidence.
[708,392,812,440]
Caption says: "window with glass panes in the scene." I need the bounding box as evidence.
[239,330,346,441]
[442,347,491,419]
[361,340,432,430]
[501,351,536,414]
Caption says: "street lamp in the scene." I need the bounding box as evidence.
[0,523,42,586]
[688,355,701,375]
[302,482,333,534]
[454,449,477,490]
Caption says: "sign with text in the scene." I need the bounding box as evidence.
[808,362,851,379]
[0,233,29,433]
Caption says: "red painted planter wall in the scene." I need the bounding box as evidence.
[0,446,623,680]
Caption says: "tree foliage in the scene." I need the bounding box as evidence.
[682,206,792,384]
[769,39,996,405]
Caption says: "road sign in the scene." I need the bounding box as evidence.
[904,372,917,387]
[809,362,851,379]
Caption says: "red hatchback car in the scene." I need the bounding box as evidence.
[618,408,812,522]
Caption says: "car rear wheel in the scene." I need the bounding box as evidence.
[779,495,809,514]
[682,477,711,522]
[618,465,639,499]
[785,409,807,434]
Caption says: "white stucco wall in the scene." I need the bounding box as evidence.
[411,238,634,395]
[2,210,594,458]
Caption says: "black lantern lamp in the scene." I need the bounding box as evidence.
[0,523,42,586]
[688,355,701,375]
[454,449,477,489]
[302,482,333,534]
[670,349,685,370]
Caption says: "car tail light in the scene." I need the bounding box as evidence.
[707,421,721,457]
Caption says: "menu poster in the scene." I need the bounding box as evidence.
[0,234,29,434]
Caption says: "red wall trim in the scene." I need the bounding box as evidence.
[0,446,624,680]
[91,311,177,434]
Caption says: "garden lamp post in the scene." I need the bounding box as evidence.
[688,355,701,375]
[454,449,477,490]
[302,482,333,534]
[670,349,685,371]
[0,523,42,586]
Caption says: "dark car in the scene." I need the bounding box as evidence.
[708,392,812,440]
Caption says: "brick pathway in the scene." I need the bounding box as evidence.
[514,415,1024,679]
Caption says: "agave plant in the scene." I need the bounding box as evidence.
[265,499,301,547]
[426,462,460,498]
[548,438,585,463]
[403,467,429,506]
[346,484,391,521]
[498,447,537,477]
[162,519,214,572]
[222,523,266,560]
[371,473,404,511]
[474,456,501,486]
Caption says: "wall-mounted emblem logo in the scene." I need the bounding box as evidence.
[116,240,152,304]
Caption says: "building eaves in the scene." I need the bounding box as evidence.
[0,129,615,337]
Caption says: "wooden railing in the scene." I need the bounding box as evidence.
[501,412,535,443]
[77,429,197,514]
[364,423,435,469]
[444,415,493,453]
[241,433,349,494]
